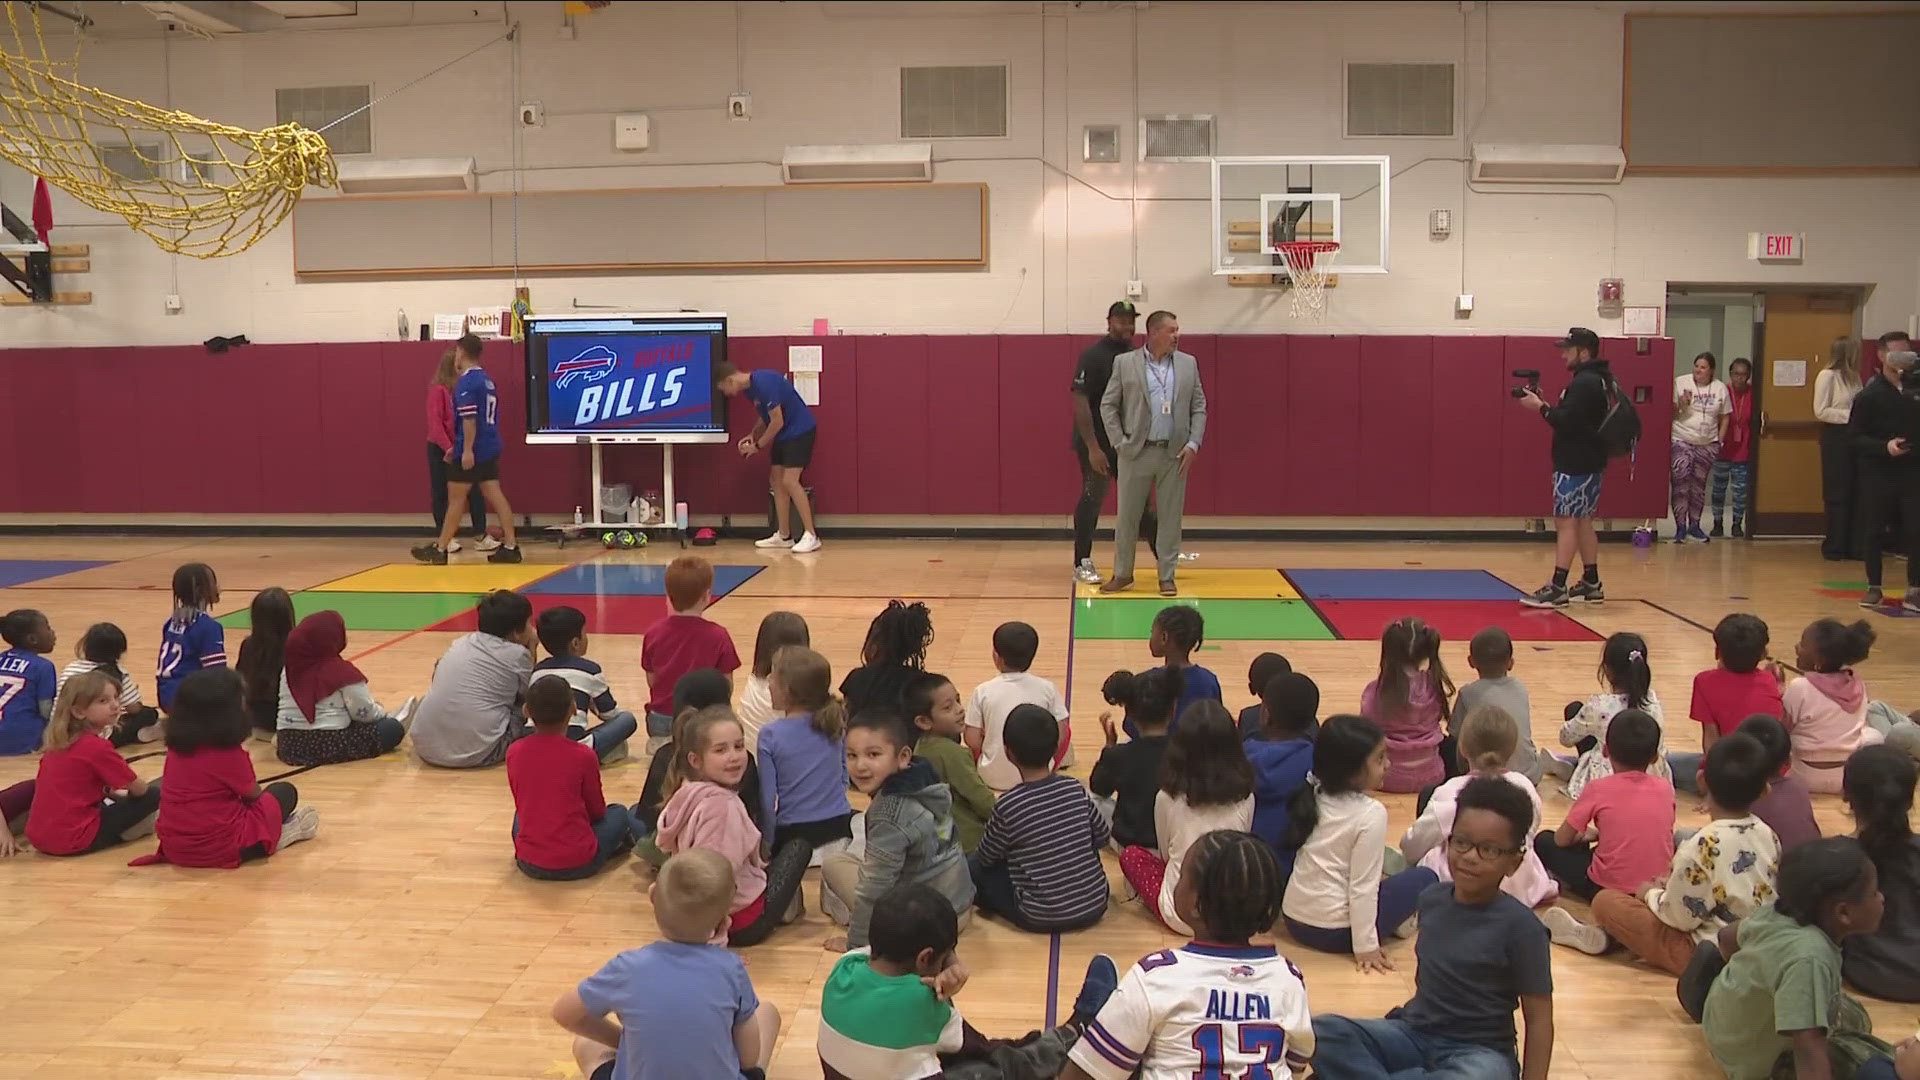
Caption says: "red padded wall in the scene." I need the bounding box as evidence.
[926,335,1001,514]
[1357,336,1435,515]
[1210,336,1290,515]
[1283,336,1363,515]
[996,336,1081,515]
[852,336,931,515]
[1427,336,1508,515]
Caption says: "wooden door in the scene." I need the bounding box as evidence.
[1753,292,1856,536]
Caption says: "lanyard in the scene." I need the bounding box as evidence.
[1145,350,1174,399]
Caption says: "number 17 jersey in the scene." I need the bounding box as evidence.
[1069,943,1314,1080]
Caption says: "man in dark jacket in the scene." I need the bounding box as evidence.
[1849,349,1919,611]
[1517,328,1612,609]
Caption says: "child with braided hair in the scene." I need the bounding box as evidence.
[840,600,934,719]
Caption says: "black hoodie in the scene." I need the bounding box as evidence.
[1540,359,1613,476]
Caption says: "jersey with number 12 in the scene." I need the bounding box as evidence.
[454,366,503,463]
[156,611,227,711]
[1069,943,1314,1080]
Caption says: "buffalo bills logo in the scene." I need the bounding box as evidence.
[1229,965,1256,979]
[553,345,618,389]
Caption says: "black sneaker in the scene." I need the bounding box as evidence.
[1568,580,1605,604]
[1731,521,1745,538]
[488,544,523,564]
[410,544,448,565]
[1521,583,1569,609]
[1860,588,1884,609]
[1710,519,1724,537]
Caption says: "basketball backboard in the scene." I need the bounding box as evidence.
[1210,156,1390,276]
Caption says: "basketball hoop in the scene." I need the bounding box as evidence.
[1275,240,1339,320]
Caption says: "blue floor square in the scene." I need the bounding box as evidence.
[1282,568,1524,601]
[525,562,762,598]
[0,559,112,588]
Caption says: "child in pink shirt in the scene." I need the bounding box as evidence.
[1780,618,1883,794]
[1359,617,1454,793]
[1533,708,1675,903]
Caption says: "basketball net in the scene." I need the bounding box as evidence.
[1276,240,1339,321]
[0,3,336,258]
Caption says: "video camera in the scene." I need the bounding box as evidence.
[1509,369,1541,399]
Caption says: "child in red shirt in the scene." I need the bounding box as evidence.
[641,557,740,748]
[509,676,634,880]
[1534,708,1676,905]
[1671,613,1783,793]
[25,669,161,856]
[130,669,318,869]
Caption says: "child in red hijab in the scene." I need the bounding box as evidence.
[275,611,409,767]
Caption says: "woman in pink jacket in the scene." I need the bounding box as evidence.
[427,349,492,552]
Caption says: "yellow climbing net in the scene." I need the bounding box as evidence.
[0,2,336,257]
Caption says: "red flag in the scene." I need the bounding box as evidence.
[31,177,53,244]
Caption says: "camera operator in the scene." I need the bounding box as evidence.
[1848,348,1920,611]
[1515,328,1611,609]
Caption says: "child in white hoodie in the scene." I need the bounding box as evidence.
[1400,705,1557,909]
[1780,619,1884,794]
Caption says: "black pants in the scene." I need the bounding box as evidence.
[427,442,486,535]
[1860,470,1920,589]
[1073,435,1156,565]
[969,855,1104,934]
[1821,424,1860,559]
[83,782,164,853]
[240,781,299,862]
[108,707,161,749]
[1533,829,1599,901]
[727,837,813,947]
[770,812,853,854]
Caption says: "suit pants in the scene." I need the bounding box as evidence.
[1113,442,1185,584]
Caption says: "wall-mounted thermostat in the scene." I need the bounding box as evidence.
[614,113,651,151]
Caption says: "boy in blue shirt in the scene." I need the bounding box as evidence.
[414,334,522,565]
[157,563,226,713]
[0,609,58,756]
[716,361,821,554]
[552,848,780,1080]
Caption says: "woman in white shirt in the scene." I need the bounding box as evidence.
[1671,352,1731,543]
[1814,336,1864,561]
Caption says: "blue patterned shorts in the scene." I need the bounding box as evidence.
[1552,471,1604,518]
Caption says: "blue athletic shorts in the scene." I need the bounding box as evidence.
[1552,471,1604,518]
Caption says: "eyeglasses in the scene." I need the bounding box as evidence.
[1446,835,1521,861]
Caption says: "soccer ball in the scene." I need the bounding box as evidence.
[600,530,620,549]
[617,530,644,549]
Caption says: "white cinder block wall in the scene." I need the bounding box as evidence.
[2,0,1915,348]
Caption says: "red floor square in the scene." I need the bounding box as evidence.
[428,593,673,634]
[1313,599,1603,643]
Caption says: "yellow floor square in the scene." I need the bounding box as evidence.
[310,562,561,594]
[1075,568,1300,600]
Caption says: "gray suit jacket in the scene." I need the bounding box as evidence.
[1099,347,1207,459]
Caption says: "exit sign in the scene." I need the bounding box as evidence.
[1748,232,1804,261]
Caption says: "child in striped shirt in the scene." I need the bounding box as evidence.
[60,622,161,747]
[970,704,1111,933]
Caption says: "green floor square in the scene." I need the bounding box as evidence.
[219,591,484,632]
[1071,598,1334,641]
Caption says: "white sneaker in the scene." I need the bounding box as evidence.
[1177,550,1200,563]
[280,805,321,848]
[1074,560,1102,584]
[1541,906,1608,955]
[446,539,464,553]
[474,535,502,552]
[755,533,794,549]
[791,532,822,554]
[137,718,165,743]
[392,696,419,733]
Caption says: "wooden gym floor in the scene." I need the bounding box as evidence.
[0,534,1914,1079]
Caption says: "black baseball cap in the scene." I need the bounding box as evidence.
[1107,301,1138,318]
[1556,327,1600,352]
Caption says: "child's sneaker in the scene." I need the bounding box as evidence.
[447,539,465,553]
[1568,579,1605,604]
[754,533,794,549]
[136,717,165,743]
[1069,954,1120,1029]
[392,695,419,732]
[474,535,503,552]
[280,806,321,848]
[410,544,448,565]
[1541,906,1608,955]
[792,532,822,554]
[1520,583,1569,609]
[487,545,523,564]
[1074,559,1102,585]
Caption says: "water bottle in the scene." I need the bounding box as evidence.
[675,501,689,530]
[573,506,583,526]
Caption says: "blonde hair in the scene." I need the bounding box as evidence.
[654,848,737,943]
[44,669,120,753]
[772,646,845,739]
[1823,337,1862,390]
[661,705,743,804]
[431,348,459,389]
[1457,705,1520,774]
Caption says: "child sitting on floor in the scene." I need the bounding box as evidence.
[24,669,161,856]
[737,610,807,749]
[533,605,639,757]
[821,711,975,952]
[551,848,781,1080]
[1535,709,1676,919]
[1118,700,1253,934]
[1740,714,1822,853]
[971,705,1110,933]
[411,591,537,769]
[757,647,855,854]
[1400,705,1557,909]
[1143,606,1220,736]
[1089,667,1176,851]
[508,676,634,882]
[1841,746,1920,1003]
[641,556,741,751]
[657,705,809,947]
[156,563,227,714]
[634,670,755,855]
[0,609,58,756]
[62,622,161,747]
[907,671,995,855]
[132,669,319,868]
[1244,671,1317,869]
[1781,618,1883,794]
[1237,652,1291,738]
[1551,632,1670,798]
[1671,614,1782,793]
[1450,627,1540,784]
[966,621,1070,790]
[1282,714,1438,971]
[1359,617,1454,793]
[235,588,294,740]
[274,611,408,766]
[840,600,934,719]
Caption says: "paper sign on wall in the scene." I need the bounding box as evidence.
[1622,306,1662,336]
[787,344,823,373]
[431,313,466,340]
[793,370,821,405]
[466,306,508,338]
[1773,359,1807,388]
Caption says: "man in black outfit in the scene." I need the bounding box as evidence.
[1517,328,1612,609]
[1071,300,1156,584]
[1849,348,1920,611]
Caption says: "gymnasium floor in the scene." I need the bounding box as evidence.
[0,533,1914,1080]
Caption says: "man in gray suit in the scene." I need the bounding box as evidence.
[1099,309,1206,596]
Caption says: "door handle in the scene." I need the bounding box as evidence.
[1758,411,1768,438]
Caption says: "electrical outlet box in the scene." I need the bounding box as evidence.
[727,93,751,121]
[1126,279,1144,299]
[519,102,544,127]
[1455,293,1474,313]
[164,293,182,314]
[1429,208,1452,239]
[614,113,651,151]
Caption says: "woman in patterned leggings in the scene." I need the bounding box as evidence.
[1671,352,1730,543]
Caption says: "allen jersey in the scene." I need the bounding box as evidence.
[156,611,227,711]
[1070,943,1314,1080]
[453,366,503,463]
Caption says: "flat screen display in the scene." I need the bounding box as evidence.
[524,314,727,436]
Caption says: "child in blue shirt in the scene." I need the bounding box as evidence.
[756,646,854,852]
[157,563,226,713]
[0,609,58,756]
[553,847,780,1080]
[1148,605,1220,734]
[715,361,821,553]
